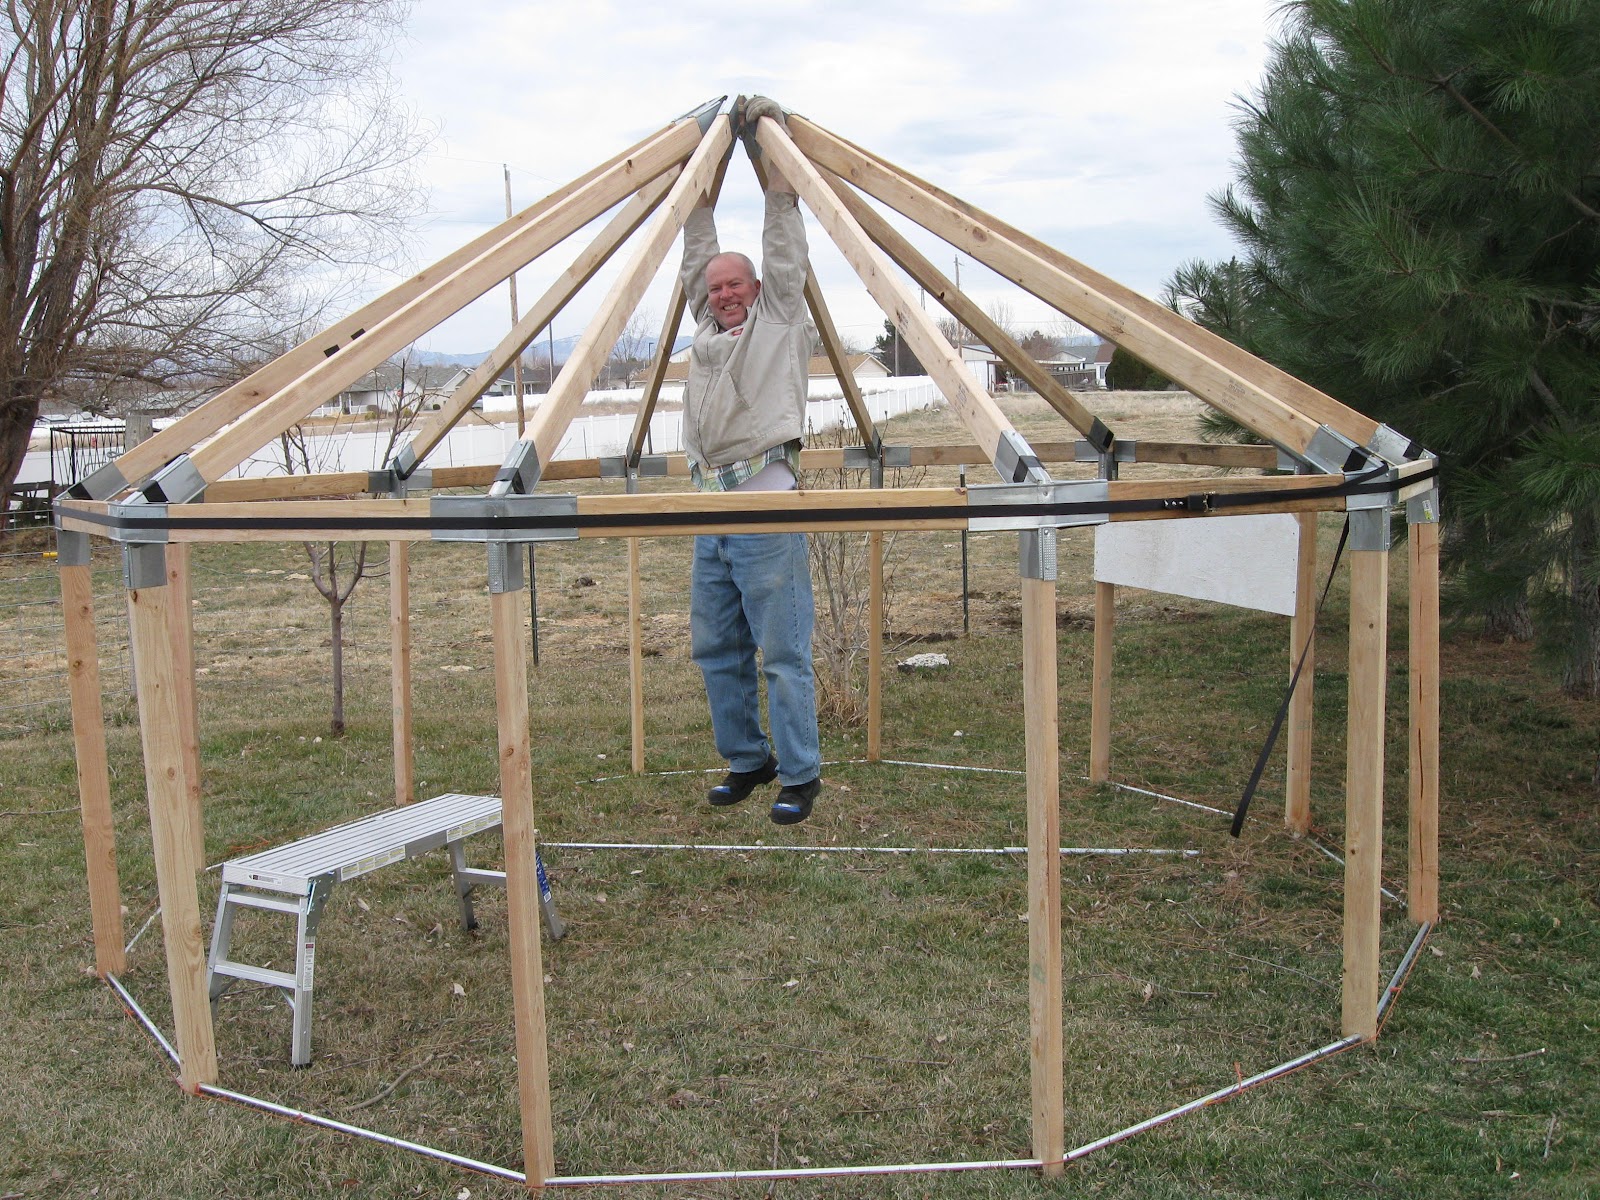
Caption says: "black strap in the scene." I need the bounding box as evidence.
[1230,517,1351,838]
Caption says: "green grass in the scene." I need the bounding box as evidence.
[1,404,1597,1197]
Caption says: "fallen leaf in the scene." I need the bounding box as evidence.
[452,982,466,996]
[356,897,370,912]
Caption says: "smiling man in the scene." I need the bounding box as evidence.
[678,96,821,825]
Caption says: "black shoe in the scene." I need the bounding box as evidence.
[770,778,820,825]
[707,755,779,806]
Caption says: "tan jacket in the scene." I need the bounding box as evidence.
[679,191,809,472]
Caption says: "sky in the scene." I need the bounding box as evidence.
[379,0,1288,358]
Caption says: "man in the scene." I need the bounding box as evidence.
[679,96,821,825]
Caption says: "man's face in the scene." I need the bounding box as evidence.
[706,254,761,331]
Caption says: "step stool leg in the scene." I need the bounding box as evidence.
[289,877,334,1068]
[207,884,239,1006]
[449,839,479,931]
[535,848,566,941]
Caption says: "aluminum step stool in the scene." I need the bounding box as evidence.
[205,791,564,1066]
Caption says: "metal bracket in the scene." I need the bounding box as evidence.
[122,541,167,590]
[840,445,877,471]
[486,543,526,595]
[488,441,541,498]
[430,494,579,543]
[56,529,91,567]
[1349,507,1393,552]
[1277,447,1301,472]
[994,429,1048,485]
[139,454,206,505]
[968,479,1108,532]
[633,455,672,478]
[1407,485,1440,525]
[1302,425,1376,475]
[598,457,629,479]
[1019,528,1058,581]
[369,467,432,497]
[392,442,420,480]
[1346,467,1399,511]
[66,460,129,502]
[679,95,728,134]
[1075,439,1136,464]
[882,444,912,469]
[108,500,169,543]
[1368,423,1429,467]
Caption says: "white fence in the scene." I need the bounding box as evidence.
[226,378,947,480]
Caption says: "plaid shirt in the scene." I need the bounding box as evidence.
[691,439,801,493]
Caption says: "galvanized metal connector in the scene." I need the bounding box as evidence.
[489,441,542,498]
[122,541,167,590]
[1349,507,1393,552]
[56,529,91,568]
[1019,528,1058,581]
[139,454,206,505]
[486,543,525,595]
[968,479,1108,532]
[994,429,1048,485]
[1368,423,1429,467]
[65,460,129,502]
[1074,439,1136,465]
[430,494,579,543]
[1302,425,1377,475]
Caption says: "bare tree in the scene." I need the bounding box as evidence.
[278,353,426,735]
[0,0,427,520]
[605,308,656,388]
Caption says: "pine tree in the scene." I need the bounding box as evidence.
[1166,0,1600,694]
[871,320,926,377]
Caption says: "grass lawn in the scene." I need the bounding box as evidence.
[0,393,1595,1198]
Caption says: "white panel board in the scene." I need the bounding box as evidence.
[1094,514,1300,616]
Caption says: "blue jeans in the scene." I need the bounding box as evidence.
[690,532,820,787]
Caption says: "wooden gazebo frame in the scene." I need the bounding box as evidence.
[56,96,1440,1188]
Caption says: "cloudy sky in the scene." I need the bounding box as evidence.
[382,0,1288,357]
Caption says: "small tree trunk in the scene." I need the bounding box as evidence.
[0,398,40,533]
[330,595,346,735]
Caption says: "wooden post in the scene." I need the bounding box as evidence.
[1090,580,1114,783]
[61,558,125,977]
[867,530,883,762]
[628,537,646,773]
[1286,512,1319,834]
[490,581,556,1186]
[128,573,218,1090]
[165,543,204,865]
[1408,520,1440,923]
[390,541,415,805]
[1022,559,1064,1174]
[1342,542,1389,1041]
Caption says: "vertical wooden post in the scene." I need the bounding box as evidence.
[1408,520,1440,923]
[1342,541,1389,1040]
[1089,580,1114,783]
[390,541,415,805]
[867,530,884,762]
[1022,559,1064,1175]
[61,556,125,977]
[128,571,217,1090]
[1286,512,1319,834]
[165,543,204,866]
[628,537,646,774]
[490,580,555,1187]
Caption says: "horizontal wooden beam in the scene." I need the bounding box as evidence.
[56,471,1351,543]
